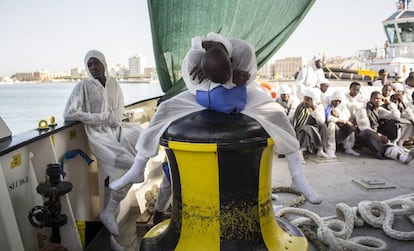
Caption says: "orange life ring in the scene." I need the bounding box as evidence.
[260,82,276,98]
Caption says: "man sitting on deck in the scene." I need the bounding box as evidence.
[110,32,322,204]
[344,81,367,120]
[291,88,331,160]
[325,90,360,158]
[355,91,414,163]
[63,50,143,237]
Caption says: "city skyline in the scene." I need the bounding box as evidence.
[6,54,150,74]
[8,53,157,82]
[0,0,396,77]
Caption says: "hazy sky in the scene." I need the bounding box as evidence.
[0,0,397,77]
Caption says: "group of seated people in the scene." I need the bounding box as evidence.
[274,74,414,164]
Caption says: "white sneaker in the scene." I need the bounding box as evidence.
[326,151,337,159]
[328,153,337,159]
[403,149,414,164]
[317,149,329,159]
[345,148,360,156]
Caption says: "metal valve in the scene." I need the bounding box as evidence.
[28,163,73,243]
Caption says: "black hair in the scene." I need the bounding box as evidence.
[349,81,361,89]
[370,91,381,99]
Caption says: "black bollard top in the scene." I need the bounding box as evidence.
[160,110,269,150]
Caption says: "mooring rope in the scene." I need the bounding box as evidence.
[276,194,414,251]
[271,186,306,208]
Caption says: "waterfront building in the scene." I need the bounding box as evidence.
[258,62,275,80]
[70,67,86,79]
[49,71,70,79]
[14,70,50,81]
[143,67,157,79]
[109,64,129,77]
[129,55,146,77]
[274,57,306,80]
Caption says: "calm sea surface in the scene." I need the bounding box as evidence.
[0,82,164,135]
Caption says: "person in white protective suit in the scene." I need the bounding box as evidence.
[110,33,322,204]
[354,91,414,163]
[295,54,325,101]
[63,50,142,237]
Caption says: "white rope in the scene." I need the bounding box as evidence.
[276,194,414,250]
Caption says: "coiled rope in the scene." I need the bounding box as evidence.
[271,186,306,208]
[276,194,414,251]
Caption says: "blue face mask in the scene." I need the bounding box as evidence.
[196,85,247,114]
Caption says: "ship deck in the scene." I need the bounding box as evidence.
[86,144,414,251]
[272,145,414,251]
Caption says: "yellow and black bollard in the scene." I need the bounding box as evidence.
[141,110,308,251]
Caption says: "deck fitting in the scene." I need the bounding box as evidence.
[352,179,396,190]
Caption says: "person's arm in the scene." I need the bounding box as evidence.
[309,104,326,124]
[63,81,110,125]
[229,39,256,85]
[403,105,414,122]
[327,108,339,123]
[336,105,352,123]
[287,98,300,122]
[181,36,210,94]
[355,108,375,132]
[295,67,306,84]
[107,79,125,127]
[378,104,400,120]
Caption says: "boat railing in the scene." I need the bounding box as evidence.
[0,96,161,157]
[352,43,414,62]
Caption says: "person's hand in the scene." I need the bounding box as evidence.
[346,121,356,131]
[307,103,315,112]
[108,110,121,128]
[331,108,339,118]
[232,69,250,85]
[378,133,389,144]
[190,63,205,82]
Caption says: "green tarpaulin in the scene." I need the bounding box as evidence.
[148,0,315,102]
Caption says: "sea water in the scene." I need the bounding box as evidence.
[0,82,164,135]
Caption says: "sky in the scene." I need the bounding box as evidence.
[0,0,398,77]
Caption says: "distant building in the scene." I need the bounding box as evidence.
[109,64,128,77]
[34,70,50,81]
[49,71,70,79]
[129,55,145,77]
[258,57,306,80]
[0,76,12,82]
[274,57,305,80]
[14,70,50,81]
[143,67,157,79]
[258,62,275,80]
[70,67,86,78]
